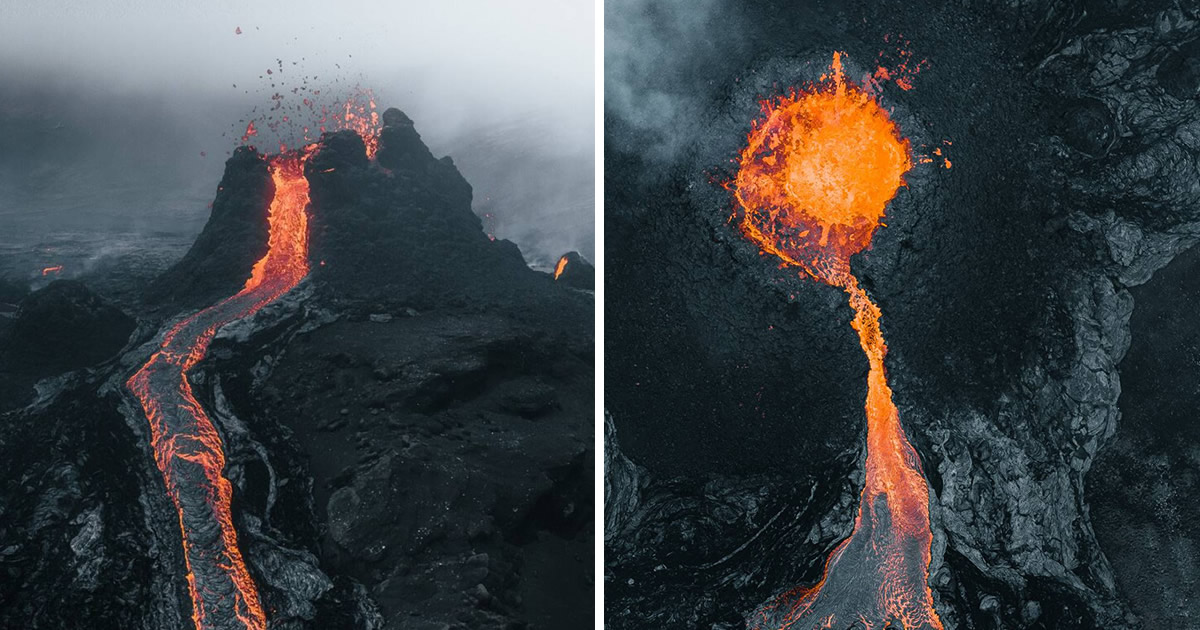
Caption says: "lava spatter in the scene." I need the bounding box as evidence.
[340,91,381,158]
[733,52,943,630]
[126,150,312,630]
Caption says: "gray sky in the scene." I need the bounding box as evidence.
[0,0,593,144]
[0,0,594,264]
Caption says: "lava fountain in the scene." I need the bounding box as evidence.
[126,151,312,630]
[734,52,943,630]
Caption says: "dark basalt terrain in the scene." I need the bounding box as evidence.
[605,0,1200,628]
[0,109,593,629]
[0,279,135,411]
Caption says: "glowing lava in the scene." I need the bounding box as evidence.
[41,265,63,276]
[734,53,943,630]
[735,52,910,274]
[341,91,381,159]
[126,151,312,630]
[554,255,569,280]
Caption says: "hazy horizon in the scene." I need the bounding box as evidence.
[0,0,595,280]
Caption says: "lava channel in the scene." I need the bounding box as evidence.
[733,52,944,630]
[126,150,312,630]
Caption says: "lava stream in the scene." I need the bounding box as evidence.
[127,151,311,630]
[734,53,943,630]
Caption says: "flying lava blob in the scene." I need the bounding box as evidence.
[734,52,944,630]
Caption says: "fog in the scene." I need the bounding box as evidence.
[605,0,744,164]
[0,0,594,280]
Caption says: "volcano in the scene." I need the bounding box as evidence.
[0,106,593,630]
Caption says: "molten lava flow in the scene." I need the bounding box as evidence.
[126,150,312,630]
[554,255,569,280]
[41,265,63,276]
[734,53,943,630]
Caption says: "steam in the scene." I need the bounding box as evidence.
[604,0,744,163]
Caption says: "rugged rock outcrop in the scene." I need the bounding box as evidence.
[604,412,645,539]
[555,251,595,291]
[307,113,546,314]
[144,146,273,310]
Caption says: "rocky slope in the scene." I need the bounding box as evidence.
[0,280,135,412]
[0,109,592,629]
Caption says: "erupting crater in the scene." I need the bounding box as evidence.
[127,100,382,629]
[733,52,943,630]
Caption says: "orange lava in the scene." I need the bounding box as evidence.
[554,255,569,280]
[242,88,382,161]
[127,150,312,630]
[735,52,910,278]
[41,265,63,276]
[734,53,943,630]
[339,89,381,159]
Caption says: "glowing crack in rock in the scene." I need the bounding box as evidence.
[733,52,944,630]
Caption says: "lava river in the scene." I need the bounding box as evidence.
[126,151,312,630]
[733,52,944,630]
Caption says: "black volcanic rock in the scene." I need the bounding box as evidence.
[0,382,182,630]
[308,129,370,172]
[0,106,593,630]
[305,120,553,314]
[554,251,595,290]
[1057,98,1117,158]
[0,279,134,410]
[1156,39,1200,101]
[376,107,435,171]
[603,413,645,538]
[144,145,273,309]
[605,413,860,630]
[248,310,594,629]
[209,123,599,625]
[381,107,412,127]
[0,276,29,353]
[0,275,28,307]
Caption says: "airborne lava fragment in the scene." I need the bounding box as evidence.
[126,89,385,629]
